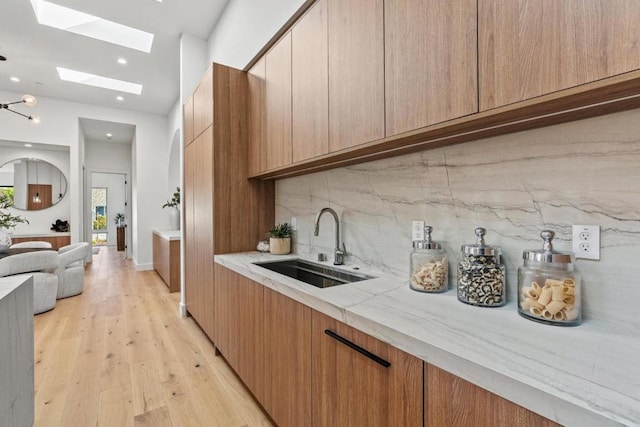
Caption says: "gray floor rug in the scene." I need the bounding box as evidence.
[92,247,100,255]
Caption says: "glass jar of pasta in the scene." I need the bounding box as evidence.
[517,230,581,326]
[457,227,506,307]
[410,226,448,293]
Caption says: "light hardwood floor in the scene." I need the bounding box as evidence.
[34,246,273,427]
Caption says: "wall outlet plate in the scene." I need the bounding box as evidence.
[572,225,600,260]
[291,216,297,230]
[412,220,425,241]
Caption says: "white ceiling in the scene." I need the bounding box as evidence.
[79,118,135,144]
[0,0,229,115]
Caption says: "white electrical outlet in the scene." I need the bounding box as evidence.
[291,217,297,230]
[412,220,425,241]
[572,225,600,260]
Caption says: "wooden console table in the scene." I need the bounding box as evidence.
[152,230,180,293]
[10,233,70,250]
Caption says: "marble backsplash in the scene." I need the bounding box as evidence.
[275,108,640,327]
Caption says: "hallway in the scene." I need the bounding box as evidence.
[33,247,272,426]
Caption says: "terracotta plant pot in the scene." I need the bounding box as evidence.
[269,237,291,255]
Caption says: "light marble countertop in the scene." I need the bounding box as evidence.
[215,252,639,427]
[153,230,181,241]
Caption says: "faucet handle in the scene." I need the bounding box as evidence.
[334,243,346,265]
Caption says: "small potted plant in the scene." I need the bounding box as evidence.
[162,187,180,230]
[0,191,29,251]
[114,213,125,227]
[269,223,293,255]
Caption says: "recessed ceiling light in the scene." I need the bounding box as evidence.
[106,133,113,139]
[57,67,142,95]
[30,0,154,53]
[116,96,124,101]
[117,58,127,65]
[24,143,33,148]
[10,77,20,82]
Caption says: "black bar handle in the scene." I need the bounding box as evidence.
[324,329,391,368]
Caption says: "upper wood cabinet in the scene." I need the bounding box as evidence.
[265,32,293,171]
[425,364,559,427]
[312,311,423,426]
[247,58,267,176]
[328,0,385,152]
[263,288,312,427]
[385,0,478,136]
[183,95,194,147]
[193,66,213,138]
[291,0,329,163]
[479,0,640,110]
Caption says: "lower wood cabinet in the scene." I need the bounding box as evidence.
[213,265,557,427]
[152,231,180,293]
[425,364,559,427]
[213,265,264,401]
[263,287,312,427]
[311,311,423,427]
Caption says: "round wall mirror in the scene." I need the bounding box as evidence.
[0,158,68,211]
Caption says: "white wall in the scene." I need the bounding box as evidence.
[0,89,169,268]
[207,0,306,69]
[0,144,70,235]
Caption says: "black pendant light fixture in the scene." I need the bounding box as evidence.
[32,160,41,204]
[1,94,40,123]
[58,172,63,201]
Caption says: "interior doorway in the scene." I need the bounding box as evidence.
[90,172,127,256]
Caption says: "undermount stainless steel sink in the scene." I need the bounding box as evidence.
[254,258,374,289]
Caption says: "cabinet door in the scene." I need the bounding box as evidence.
[184,128,214,336]
[183,95,194,147]
[385,0,478,136]
[265,33,292,171]
[214,265,264,400]
[479,0,640,110]
[291,0,329,163]
[312,311,422,427]
[183,142,198,318]
[425,364,559,427]
[247,58,267,176]
[263,288,311,427]
[193,66,213,138]
[328,0,384,152]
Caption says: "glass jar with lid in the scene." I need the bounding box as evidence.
[410,226,448,293]
[457,227,506,307]
[518,230,581,326]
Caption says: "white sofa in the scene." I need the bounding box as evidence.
[0,251,58,314]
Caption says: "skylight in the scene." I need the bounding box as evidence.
[57,67,143,95]
[30,0,154,53]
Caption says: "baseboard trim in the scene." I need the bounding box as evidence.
[134,261,154,271]
[178,302,188,317]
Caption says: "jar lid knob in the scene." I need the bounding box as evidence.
[474,227,486,246]
[541,230,554,251]
[425,225,433,242]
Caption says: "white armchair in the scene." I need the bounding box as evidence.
[56,242,89,299]
[0,251,59,314]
